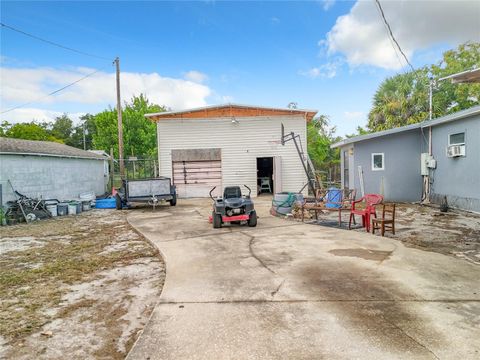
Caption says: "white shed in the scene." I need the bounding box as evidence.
[146,104,317,198]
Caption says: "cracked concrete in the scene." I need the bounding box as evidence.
[126,197,480,360]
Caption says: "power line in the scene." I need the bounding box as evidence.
[373,2,404,70]
[0,22,112,61]
[374,0,415,73]
[1,67,108,115]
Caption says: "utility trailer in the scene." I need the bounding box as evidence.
[115,177,176,210]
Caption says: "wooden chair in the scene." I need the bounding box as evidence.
[371,203,396,236]
[348,194,384,232]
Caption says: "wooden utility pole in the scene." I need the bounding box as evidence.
[114,57,125,178]
[110,147,115,191]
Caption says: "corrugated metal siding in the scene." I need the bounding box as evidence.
[157,115,307,197]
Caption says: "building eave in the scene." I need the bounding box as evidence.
[145,103,318,122]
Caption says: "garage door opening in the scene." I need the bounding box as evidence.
[257,157,273,194]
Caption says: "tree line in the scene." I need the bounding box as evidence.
[364,42,479,134]
[0,95,164,159]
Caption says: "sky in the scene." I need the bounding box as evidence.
[1,0,479,136]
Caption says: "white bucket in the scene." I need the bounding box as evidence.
[46,204,58,217]
[68,203,77,215]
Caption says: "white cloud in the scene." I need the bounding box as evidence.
[299,60,341,79]
[183,70,208,83]
[321,0,335,11]
[325,0,480,69]
[0,66,212,121]
[2,108,86,125]
[344,111,364,120]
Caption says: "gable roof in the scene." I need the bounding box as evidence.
[331,105,480,148]
[146,103,318,122]
[0,137,107,160]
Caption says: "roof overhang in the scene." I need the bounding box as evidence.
[439,68,480,84]
[145,103,317,122]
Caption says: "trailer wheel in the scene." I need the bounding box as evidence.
[213,212,222,228]
[115,194,123,210]
[248,211,257,227]
[169,194,177,206]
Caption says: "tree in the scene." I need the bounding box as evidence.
[430,42,480,115]
[2,122,63,142]
[50,114,73,142]
[367,42,480,132]
[307,115,341,181]
[346,126,370,138]
[368,68,430,131]
[68,114,96,149]
[93,94,165,158]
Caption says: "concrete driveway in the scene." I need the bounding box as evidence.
[126,197,480,360]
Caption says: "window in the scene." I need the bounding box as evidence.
[449,132,465,145]
[371,153,384,171]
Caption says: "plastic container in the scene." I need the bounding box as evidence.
[95,198,116,209]
[82,201,91,211]
[79,191,96,201]
[46,204,58,217]
[75,202,82,214]
[272,192,302,215]
[57,203,68,216]
[68,202,77,215]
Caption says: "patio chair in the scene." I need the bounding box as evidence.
[348,194,384,232]
[371,203,396,236]
[259,177,272,193]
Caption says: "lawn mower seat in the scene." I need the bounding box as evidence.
[224,186,242,199]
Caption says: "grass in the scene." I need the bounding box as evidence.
[0,210,159,341]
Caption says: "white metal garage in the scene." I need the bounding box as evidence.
[146,104,317,198]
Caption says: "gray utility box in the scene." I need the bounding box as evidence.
[116,177,176,209]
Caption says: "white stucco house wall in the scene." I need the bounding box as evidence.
[0,137,108,204]
[146,104,317,198]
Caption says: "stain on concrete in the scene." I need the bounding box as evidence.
[329,248,392,262]
[295,261,442,358]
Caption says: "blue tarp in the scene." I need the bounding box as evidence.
[325,187,342,209]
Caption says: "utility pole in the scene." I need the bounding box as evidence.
[429,78,433,120]
[82,121,86,150]
[114,57,125,178]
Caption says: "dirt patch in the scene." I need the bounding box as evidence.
[0,209,165,359]
[329,248,392,262]
[305,203,480,264]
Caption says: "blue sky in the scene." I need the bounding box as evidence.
[1,1,478,136]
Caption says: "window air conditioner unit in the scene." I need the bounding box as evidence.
[446,145,465,158]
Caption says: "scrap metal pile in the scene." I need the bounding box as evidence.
[4,190,52,225]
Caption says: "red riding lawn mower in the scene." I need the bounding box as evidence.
[208,185,257,228]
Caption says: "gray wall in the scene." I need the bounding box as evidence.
[429,114,480,212]
[0,155,106,204]
[351,129,424,202]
